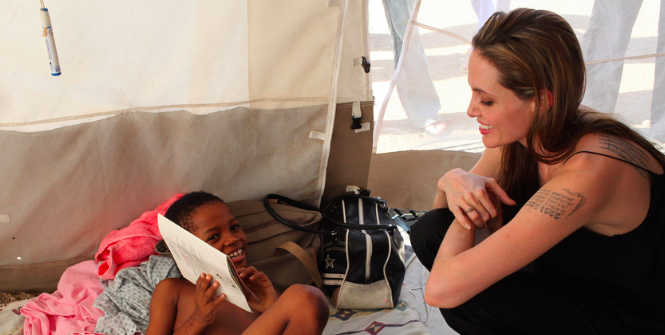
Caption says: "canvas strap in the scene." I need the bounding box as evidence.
[276,241,323,289]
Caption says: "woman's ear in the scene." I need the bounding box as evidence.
[538,89,554,112]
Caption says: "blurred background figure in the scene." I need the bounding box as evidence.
[461,0,512,71]
[382,0,447,135]
[581,0,665,142]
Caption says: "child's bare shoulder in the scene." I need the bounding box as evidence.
[154,278,194,301]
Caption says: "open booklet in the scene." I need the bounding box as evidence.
[157,214,252,312]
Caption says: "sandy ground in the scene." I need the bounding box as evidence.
[0,292,41,307]
[370,0,661,153]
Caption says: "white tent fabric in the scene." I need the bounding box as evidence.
[372,0,664,154]
[1,2,252,129]
[1,1,367,129]
[0,0,373,291]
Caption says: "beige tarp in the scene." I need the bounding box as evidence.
[0,0,374,291]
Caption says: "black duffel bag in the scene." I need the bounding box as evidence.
[263,192,406,309]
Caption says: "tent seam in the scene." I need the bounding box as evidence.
[0,97,328,128]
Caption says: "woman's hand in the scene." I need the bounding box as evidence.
[236,266,279,313]
[192,273,226,327]
[437,168,515,229]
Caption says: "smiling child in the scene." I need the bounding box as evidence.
[145,191,329,335]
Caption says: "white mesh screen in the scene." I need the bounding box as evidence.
[372,0,664,153]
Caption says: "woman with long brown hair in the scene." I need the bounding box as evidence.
[411,8,665,334]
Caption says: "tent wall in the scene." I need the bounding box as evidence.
[0,104,373,292]
[322,102,374,206]
[0,0,375,125]
[368,150,480,211]
[0,0,373,292]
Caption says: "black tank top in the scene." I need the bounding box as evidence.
[537,151,665,330]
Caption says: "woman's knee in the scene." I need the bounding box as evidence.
[411,208,454,242]
[411,208,455,269]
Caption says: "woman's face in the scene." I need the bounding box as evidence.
[466,50,536,148]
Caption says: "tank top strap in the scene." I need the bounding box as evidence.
[564,150,657,175]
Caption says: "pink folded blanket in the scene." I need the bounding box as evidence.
[95,193,183,280]
[21,260,105,335]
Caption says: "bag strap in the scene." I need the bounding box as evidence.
[322,194,398,231]
[263,194,330,235]
[263,194,397,232]
[276,241,323,290]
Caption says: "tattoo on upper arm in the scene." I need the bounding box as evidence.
[599,135,649,179]
[562,189,586,216]
[524,188,586,220]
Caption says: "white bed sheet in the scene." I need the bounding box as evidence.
[0,299,27,335]
[323,253,458,335]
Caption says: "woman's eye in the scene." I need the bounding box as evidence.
[207,234,219,242]
[479,100,494,106]
[231,224,240,231]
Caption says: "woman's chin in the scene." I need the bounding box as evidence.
[481,138,499,148]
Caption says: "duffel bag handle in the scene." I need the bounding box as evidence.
[263,194,329,235]
[322,194,398,232]
[263,194,398,233]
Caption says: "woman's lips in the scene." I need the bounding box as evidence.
[479,123,493,135]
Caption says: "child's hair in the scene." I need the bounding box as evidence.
[165,191,225,232]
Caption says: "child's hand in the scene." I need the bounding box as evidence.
[236,267,278,313]
[193,273,226,326]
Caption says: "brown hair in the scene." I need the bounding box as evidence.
[472,8,665,221]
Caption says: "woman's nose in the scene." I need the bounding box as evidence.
[467,101,478,118]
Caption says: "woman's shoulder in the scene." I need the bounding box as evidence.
[568,133,663,175]
[550,133,657,235]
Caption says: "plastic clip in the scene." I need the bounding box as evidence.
[351,101,362,130]
[361,56,371,73]
[351,116,362,130]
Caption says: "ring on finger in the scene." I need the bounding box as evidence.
[466,207,474,213]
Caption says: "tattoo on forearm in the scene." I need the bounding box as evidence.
[599,135,649,179]
[524,188,586,220]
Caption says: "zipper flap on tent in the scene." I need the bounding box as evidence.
[315,0,352,207]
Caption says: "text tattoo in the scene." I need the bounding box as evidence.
[525,189,586,220]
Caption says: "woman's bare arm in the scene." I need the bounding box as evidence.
[433,147,515,228]
[432,147,503,209]
[425,158,623,308]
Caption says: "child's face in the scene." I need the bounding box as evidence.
[189,201,248,268]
